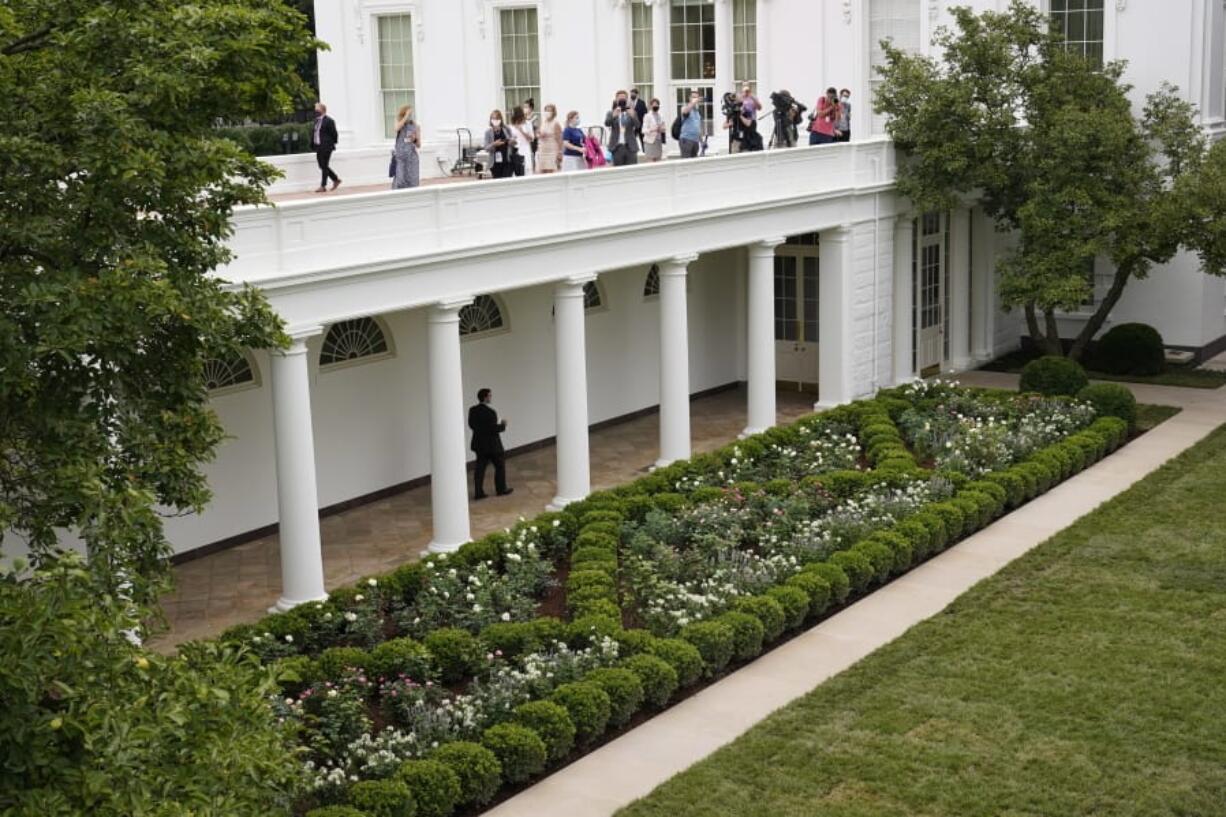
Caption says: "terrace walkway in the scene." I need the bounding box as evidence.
[153,387,817,651]
[482,373,1226,817]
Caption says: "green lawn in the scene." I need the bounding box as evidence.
[619,424,1226,817]
[1135,403,1181,432]
[982,348,1226,389]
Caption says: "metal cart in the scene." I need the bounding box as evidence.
[448,127,486,179]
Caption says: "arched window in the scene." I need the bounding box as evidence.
[583,280,605,311]
[459,294,508,338]
[204,353,259,395]
[319,317,393,368]
[643,264,660,298]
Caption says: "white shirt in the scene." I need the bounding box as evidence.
[643,111,665,144]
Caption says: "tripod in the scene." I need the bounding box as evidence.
[768,111,798,149]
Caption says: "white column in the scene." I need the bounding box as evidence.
[657,254,698,467]
[818,225,854,409]
[715,0,734,126]
[550,276,595,509]
[426,299,473,553]
[893,216,915,385]
[269,329,327,611]
[970,207,995,363]
[948,207,973,371]
[651,0,671,111]
[744,238,784,437]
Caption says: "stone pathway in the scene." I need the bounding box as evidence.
[153,387,816,650]
[482,372,1226,817]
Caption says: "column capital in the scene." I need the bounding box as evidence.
[429,296,474,323]
[661,253,698,275]
[556,273,597,296]
[749,237,786,257]
[278,325,324,356]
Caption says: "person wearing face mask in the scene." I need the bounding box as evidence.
[561,111,586,172]
[604,90,640,167]
[629,87,648,149]
[835,89,852,142]
[809,87,841,146]
[641,97,666,163]
[483,110,514,179]
[508,106,535,176]
[537,103,562,173]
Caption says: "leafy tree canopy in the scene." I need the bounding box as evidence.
[874,0,1226,359]
[0,1,321,597]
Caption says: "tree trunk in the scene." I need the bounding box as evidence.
[1024,302,1062,356]
[1043,308,1063,355]
[1068,262,1134,361]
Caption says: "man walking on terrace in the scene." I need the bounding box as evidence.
[469,387,513,500]
[311,101,342,193]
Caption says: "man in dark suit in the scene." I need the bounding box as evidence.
[630,87,649,150]
[604,90,640,167]
[310,102,342,193]
[468,388,512,500]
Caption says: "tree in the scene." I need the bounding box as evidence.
[874,0,1226,360]
[0,1,320,598]
[0,553,303,816]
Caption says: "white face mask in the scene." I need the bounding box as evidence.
[491,118,501,127]
[545,111,555,120]
[841,95,849,102]
[568,119,578,128]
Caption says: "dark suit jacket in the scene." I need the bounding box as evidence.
[312,115,339,151]
[468,402,506,456]
[632,97,648,135]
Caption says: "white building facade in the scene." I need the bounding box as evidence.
[162,1,1226,610]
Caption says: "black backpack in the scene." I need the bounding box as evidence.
[671,114,683,141]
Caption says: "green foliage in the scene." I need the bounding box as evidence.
[348,779,416,817]
[620,654,679,708]
[733,595,787,642]
[368,637,434,681]
[680,620,736,675]
[395,759,462,817]
[0,555,300,816]
[215,121,314,155]
[481,723,547,784]
[549,682,612,744]
[784,572,833,618]
[584,667,646,727]
[316,646,371,680]
[1020,356,1090,397]
[828,550,874,595]
[479,622,541,661]
[714,611,765,661]
[512,700,576,762]
[306,807,367,817]
[874,2,1226,361]
[646,638,705,687]
[431,742,502,807]
[803,562,851,605]
[423,629,482,684]
[765,585,810,631]
[1078,383,1138,430]
[1093,323,1165,375]
[0,0,319,596]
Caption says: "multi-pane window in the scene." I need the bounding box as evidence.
[733,0,757,87]
[673,87,714,137]
[631,1,654,102]
[1080,256,1099,307]
[670,0,716,84]
[774,263,798,341]
[203,355,257,393]
[320,318,392,368]
[869,0,922,135]
[500,7,540,116]
[1051,0,1105,66]
[644,264,661,297]
[377,15,416,139]
[459,295,507,338]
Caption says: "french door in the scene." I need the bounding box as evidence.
[774,240,820,391]
[916,211,947,376]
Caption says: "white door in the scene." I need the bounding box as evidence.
[916,212,947,375]
[774,243,820,391]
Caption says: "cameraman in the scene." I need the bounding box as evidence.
[769,89,805,148]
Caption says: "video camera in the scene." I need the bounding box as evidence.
[721,92,742,120]
[770,90,807,123]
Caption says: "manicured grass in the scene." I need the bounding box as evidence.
[1135,403,1181,433]
[619,425,1226,817]
[983,348,1226,388]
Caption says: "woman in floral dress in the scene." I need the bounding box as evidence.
[392,104,420,189]
[536,103,562,173]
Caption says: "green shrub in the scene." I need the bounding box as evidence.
[530,617,568,646]
[571,545,617,566]
[1055,440,1088,473]
[733,595,787,642]
[566,613,624,647]
[785,572,832,618]
[913,511,950,551]
[828,550,874,594]
[477,622,540,662]
[680,620,736,676]
[395,759,462,817]
[689,486,726,504]
[481,723,547,784]
[851,540,894,585]
[868,530,913,574]
[431,742,502,807]
[1019,355,1089,397]
[584,667,645,726]
[1090,416,1129,450]
[567,569,616,595]
[950,496,983,534]
[646,638,704,687]
[966,480,1007,514]
[455,535,503,570]
[306,807,367,817]
[570,598,622,621]
[1093,322,1165,375]
[273,654,316,695]
[929,502,967,541]
[382,561,428,603]
[315,646,370,680]
[895,518,933,561]
[715,611,765,661]
[423,629,482,684]
[803,562,850,604]
[818,470,872,498]
[984,471,1026,508]
[616,629,659,656]
[573,530,618,552]
[765,585,809,630]
[1016,460,1052,494]
[959,490,997,528]
[216,122,314,156]
[1078,382,1137,430]
[620,654,678,707]
[348,779,416,817]
[652,492,687,513]
[579,509,624,527]
[369,637,433,681]
[549,681,612,744]
[512,701,576,762]
[579,521,621,541]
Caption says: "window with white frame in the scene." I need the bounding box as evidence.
[500,7,540,116]
[869,0,922,135]
[459,295,508,338]
[377,14,416,139]
[204,353,258,394]
[733,0,757,87]
[320,318,393,368]
[631,1,654,102]
[670,0,716,85]
[1050,0,1104,66]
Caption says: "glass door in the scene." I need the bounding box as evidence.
[916,211,947,376]
[774,239,820,391]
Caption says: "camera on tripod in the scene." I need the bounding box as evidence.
[770,90,806,123]
[720,92,742,120]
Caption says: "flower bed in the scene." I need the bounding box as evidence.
[217,382,1127,817]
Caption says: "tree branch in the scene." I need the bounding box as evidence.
[1069,261,1133,361]
[2,25,53,57]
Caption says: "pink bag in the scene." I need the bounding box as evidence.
[583,135,607,168]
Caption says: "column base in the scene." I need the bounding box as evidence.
[813,399,848,412]
[547,494,587,512]
[739,426,768,439]
[426,539,466,555]
[947,357,975,374]
[270,592,329,614]
[891,375,918,388]
[652,457,677,471]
